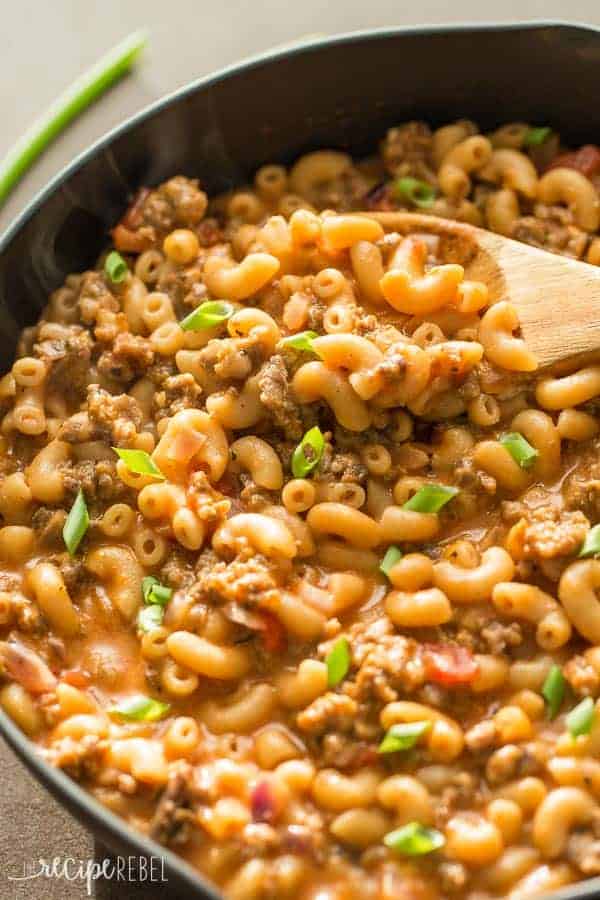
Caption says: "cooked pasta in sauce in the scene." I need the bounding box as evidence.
[3,120,600,900]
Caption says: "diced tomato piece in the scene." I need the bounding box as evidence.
[121,187,151,230]
[111,224,150,254]
[257,611,287,654]
[423,643,479,686]
[546,144,600,177]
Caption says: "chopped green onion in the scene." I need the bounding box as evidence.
[109,695,170,722]
[141,576,173,607]
[0,31,147,207]
[179,300,235,331]
[384,822,445,856]
[112,448,165,480]
[542,664,565,719]
[579,524,600,558]
[393,177,436,209]
[567,697,595,738]
[380,546,403,578]
[379,721,431,754]
[499,432,539,469]
[523,126,552,147]
[63,490,89,556]
[402,484,459,514]
[326,637,351,687]
[279,331,320,355]
[291,426,325,478]
[137,605,164,633]
[104,251,128,284]
[149,585,171,605]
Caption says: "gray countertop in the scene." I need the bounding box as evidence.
[1,2,600,897]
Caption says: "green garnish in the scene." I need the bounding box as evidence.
[179,300,235,331]
[499,432,539,469]
[109,695,170,722]
[104,251,128,284]
[291,426,325,478]
[567,697,595,738]
[279,331,320,355]
[542,664,565,719]
[579,524,600,558]
[380,546,403,578]
[523,127,552,147]
[137,576,172,632]
[326,637,351,687]
[63,489,89,556]
[0,32,147,207]
[112,448,165,480]
[402,485,459,514]
[137,605,164,633]
[142,576,173,606]
[384,822,445,856]
[379,721,431,753]
[393,177,436,209]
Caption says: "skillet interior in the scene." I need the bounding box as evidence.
[2,22,600,899]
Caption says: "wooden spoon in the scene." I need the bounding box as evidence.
[362,210,600,370]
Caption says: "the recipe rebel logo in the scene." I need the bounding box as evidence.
[8,854,168,895]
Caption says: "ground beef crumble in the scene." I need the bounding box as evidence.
[159,548,196,589]
[380,121,434,180]
[60,385,143,447]
[511,204,589,259]
[296,692,358,735]
[315,442,368,485]
[97,332,154,384]
[521,506,589,560]
[153,373,203,418]
[564,654,600,697]
[564,455,600,521]
[61,459,125,504]
[350,626,424,704]
[480,621,523,655]
[43,735,105,780]
[57,557,87,595]
[31,507,67,548]
[256,355,305,440]
[191,549,280,609]
[150,764,197,845]
[187,471,231,527]
[87,384,143,440]
[34,325,94,396]
[320,733,378,770]
[140,177,208,234]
